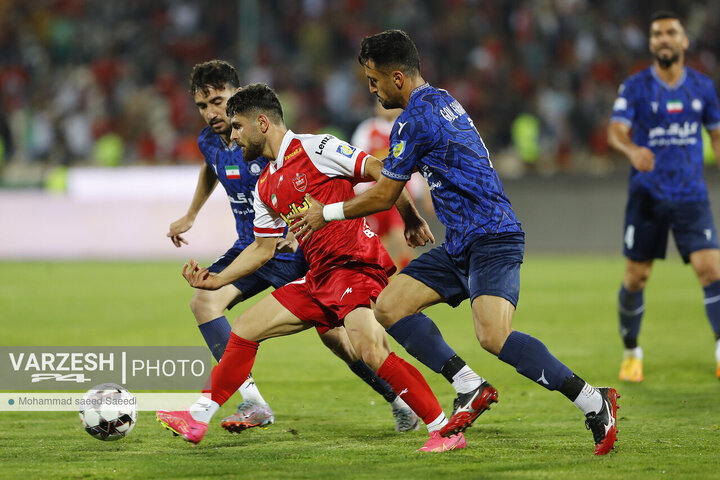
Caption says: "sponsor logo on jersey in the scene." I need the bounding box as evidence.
[613,97,627,111]
[292,173,307,192]
[647,121,699,147]
[284,147,303,162]
[651,102,659,113]
[225,165,241,179]
[336,144,356,158]
[391,140,406,158]
[315,135,332,155]
[259,171,268,184]
[279,197,312,226]
[666,100,683,113]
[248,161,263,175]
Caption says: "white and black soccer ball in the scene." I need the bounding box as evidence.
[79,383,137,441]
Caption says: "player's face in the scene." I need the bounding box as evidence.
[649,18,688,68]
[363,60,404,110]
[230,113,265,161]
[193,85,235,136]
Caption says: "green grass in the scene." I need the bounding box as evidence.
[1,256,719,479]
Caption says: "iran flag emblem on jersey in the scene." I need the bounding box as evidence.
[666,100,683,113]
[225,166,241,179]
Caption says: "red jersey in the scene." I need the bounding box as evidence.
[253,130,396,277]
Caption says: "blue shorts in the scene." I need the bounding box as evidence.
[400,233,524,308]
[623,190,719,263]
[208,246,309,308]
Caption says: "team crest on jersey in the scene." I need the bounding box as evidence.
[692,99,702,112]
[248,161,263,175]
[336,144,356,158]
[391,140,406,159]
[292,173,307,192]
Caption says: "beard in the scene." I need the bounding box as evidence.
[654,49,680,69]
[241,138,265,162]
[377,95,402,110]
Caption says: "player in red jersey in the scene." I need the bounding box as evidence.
[157,83,464,452]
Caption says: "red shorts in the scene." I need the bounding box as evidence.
[365,207,404,237]
[271,263,389,335]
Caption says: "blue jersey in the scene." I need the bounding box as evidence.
[610,66,720,202]
[197,126,298,261]
[382,83,522,257]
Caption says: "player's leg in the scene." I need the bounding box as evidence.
[690,249,720,378]
[375,250,488,404]
[343,307,464,452]
[617,258,652,382]
[468,294,618,455]
[317,326,419,432]
[158,294,308,443]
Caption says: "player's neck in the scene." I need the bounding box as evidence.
[402,75,427,108]
[653,60,684,87]
[265,125,289,162]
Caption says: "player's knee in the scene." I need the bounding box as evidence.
[696,266,720,287]
[374,291,407,328]
[475,325,508,356]
[189,293,221,324]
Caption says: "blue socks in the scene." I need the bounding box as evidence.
[198,316,232,362]
[703,280,720,339]
[498,331,573,391]
[386,313,456,373]
[618,285,644,349]
[348,360,397,403]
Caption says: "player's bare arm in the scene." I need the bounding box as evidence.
[168,163,220,247]
[182,236,279,290]
[608,121,655,172]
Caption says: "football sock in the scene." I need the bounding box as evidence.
[189,395,220,424]
[238,374,268,405]
[385,313,456,373]
[618,285,644,349]
[450,364,484,394]
[376,352,444,428]
[570,381,603,416]
[498,331,573,391]
[198,316,232,362]
[702,280,720,338]
[624,346,643,360]
[348,360,398,403]
[716,339,720,363]
[425,412,449,433]
[210,333,259,406]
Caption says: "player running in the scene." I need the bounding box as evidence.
[291,30,619,455]
[608,12,720,381]
[167,60,418,433]
[157,83,465,452]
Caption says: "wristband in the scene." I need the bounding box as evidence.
[322,202,345,222]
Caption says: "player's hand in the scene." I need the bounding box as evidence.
[287,194,327,242]
[168,216,194,247]
[182,259,222,290]
[404,215,435,247]
[629,146,655,172]
[276,232,299,253]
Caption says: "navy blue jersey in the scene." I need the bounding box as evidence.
[197,126,298,261]
[382,83,522,256]
[610,66,720,202]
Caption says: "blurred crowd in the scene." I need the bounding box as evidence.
[1,0,719,181]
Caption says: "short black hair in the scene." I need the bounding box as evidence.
[226,83,284,124]
[189,60,240,96]
[650,10,681,25]
[358,29,420,76]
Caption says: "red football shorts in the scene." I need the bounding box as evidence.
[271,263,389,334]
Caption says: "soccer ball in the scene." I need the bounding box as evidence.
[79,383,138,441]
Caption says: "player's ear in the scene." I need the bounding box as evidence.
[393,71,404,89]
[258,114,269,133]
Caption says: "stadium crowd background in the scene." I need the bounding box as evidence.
[1,0,719,185]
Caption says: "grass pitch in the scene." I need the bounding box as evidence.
[1,256,719,479]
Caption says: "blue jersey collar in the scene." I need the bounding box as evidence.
[409,83,431,101]
[651,66,687,90]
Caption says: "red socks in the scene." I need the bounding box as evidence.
[210,333,259,406]
[376,352,443,425]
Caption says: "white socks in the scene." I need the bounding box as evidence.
[452,365,484,394]
[715,340,720,363]
[189,395,220,423]
[239,375,268,405]
[573,382,603,416]
[426,412,448,433]
[624,346,643,360]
